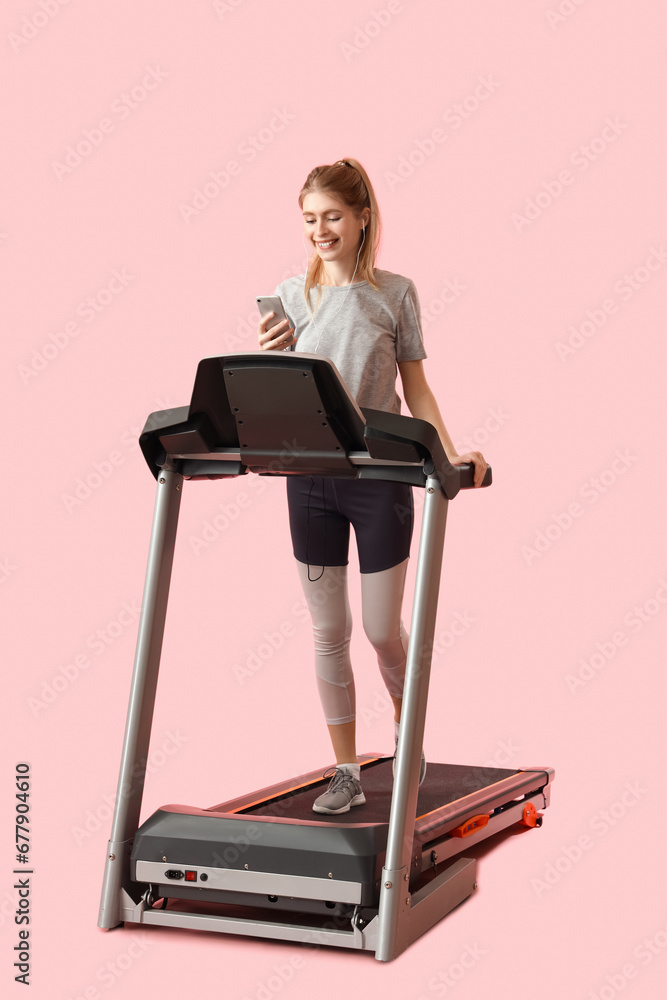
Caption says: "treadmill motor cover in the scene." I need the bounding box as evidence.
[130,807,389,903]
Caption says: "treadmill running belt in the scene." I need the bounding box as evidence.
[238,759,520,824]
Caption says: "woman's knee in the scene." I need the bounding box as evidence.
[312,621,352,655]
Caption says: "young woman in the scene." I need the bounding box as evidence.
[257,158,487,815]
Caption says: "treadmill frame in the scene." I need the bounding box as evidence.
[98,353,550,961]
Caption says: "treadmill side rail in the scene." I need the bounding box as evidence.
[419,788,549,871]
[416,767,553,842]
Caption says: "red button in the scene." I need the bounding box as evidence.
[184,870,197,882]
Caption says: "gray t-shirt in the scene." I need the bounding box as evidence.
[274,269,427,413]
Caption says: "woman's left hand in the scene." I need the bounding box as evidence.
[449,451,488,488]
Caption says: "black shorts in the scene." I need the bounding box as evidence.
[286,476,414,574]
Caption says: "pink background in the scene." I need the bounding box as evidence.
[2,1,665,997]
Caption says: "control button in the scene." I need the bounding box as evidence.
[200,873,208,882]
[184,870,197,882]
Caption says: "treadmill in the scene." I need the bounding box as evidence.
[98,352,554,961]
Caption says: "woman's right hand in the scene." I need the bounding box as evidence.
[258,312,296,350]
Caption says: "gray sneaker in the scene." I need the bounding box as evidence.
[312,767,366,815]
[393,736,427,785]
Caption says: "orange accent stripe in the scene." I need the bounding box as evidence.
[415,773,521,821]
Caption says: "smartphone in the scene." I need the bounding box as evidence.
[256,295,295,351]
[256,295,289,330]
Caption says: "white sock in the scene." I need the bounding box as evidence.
[337,762,361,779]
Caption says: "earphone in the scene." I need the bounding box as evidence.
[300,216,368,352]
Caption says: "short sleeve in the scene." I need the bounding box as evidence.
[396,281,427,362]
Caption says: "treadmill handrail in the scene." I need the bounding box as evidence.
[138,353,491,498]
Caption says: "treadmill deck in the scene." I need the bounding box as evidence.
[130,759,552,910]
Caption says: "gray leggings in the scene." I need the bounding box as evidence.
[296,558,409,725]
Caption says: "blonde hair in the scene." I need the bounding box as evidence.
[298,158,382,313]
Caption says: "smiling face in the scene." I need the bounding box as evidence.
[302,191,368,271]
